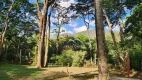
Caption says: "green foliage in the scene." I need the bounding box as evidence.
[50,50,73,66]
[125,3,142,39]
[0,0,38,64]
[76,34,89,43]
[50,49,86,67]
[123,3,142,70]
[0,34,38,64]
[72,51,86,67]
[129,41,142,70]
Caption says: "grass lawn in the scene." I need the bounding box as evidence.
[0,64,43,80]
[0,64,141,80]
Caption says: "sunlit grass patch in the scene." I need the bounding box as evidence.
[0,64,43,80]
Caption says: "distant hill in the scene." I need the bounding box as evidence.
[53,29,120,42]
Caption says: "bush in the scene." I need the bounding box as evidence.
[51,50,74,66]
[72,51,86,67]
[130,50,142,70]
[50,49,86,67]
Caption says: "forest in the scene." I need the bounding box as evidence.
[0,0,142,80]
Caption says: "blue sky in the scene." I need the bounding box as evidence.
[29,0,132,35]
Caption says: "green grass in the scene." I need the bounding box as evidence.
[0,64,43,80]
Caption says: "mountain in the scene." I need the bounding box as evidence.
[53,29,120,42]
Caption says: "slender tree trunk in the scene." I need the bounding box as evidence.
[94,52,97,65]
[94,0,109,80]
[19,49,22,65]
[44,15,51,67]
[118,17,124,41]
[44,1,55,67]
[94,45,98,65]
[87,28,93,64]
[36,0,48,68]
[83,15,93,64]
[0,0,16,56]
[56,30,60,54]
[103,9,118,49]
[56,22,62,54]
[37,17,43,68]
[118,11,128,74]
[118,7,124,41]
[103,9,124,70]
[4,45,8,61]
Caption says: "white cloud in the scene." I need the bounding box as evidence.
[104,26,109,30]
[105,25,120,32]
[112,25,120,32]
[69,21,78,27]
[51,16,58,22]
[85,19,90,23]
[74,26,87,33]
[51,27,74,34]
[90,21,95,26]
[67,11,76,17]
[85,19,95,26]
[59,0,75,8]
[59,27,67,34]
[68,31,74,34]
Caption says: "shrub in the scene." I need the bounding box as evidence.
[50,50,74,66]
[50,49,86,67]
[72,51,86,67]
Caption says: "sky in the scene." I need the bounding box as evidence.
[29,0,132,35]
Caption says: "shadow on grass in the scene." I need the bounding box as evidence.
[42,71,69,80]
[71,70,125,80]
[0,64,44,80]
[71,71,98,80]
[109,69,124,77]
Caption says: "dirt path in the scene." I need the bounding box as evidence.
[46,67,98,75]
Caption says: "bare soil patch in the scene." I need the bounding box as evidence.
[18,67,142,80]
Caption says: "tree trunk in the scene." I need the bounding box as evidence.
[94,53,97,65]
[36,0,48,68]
[4,45,8,61]
[19,49,22,65]
[118,17,124,41]
[44,15,51,67]
[56,22,62,54]
[103,9,118,49]
[56,35,60,54]
[87,28,93,64]
[37,17,43,68]
[118,8,124,41]
[83,14,93,64]
[103,9,124,70]
[94,0,109,80]
[0,0,16,56]
[118,10,127,73]
[44,0,56,67]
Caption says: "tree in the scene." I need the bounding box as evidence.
[44,0,56,67]
[51,5,70,54]
[36,0,49,68]
[0,0,16,56]
[103,0,142,73]
[94,0,108,79]
[125,3,142,39]
[0,0,37,62]
[103,3,123,71]
[70,0,95,64]
[124,3,142,71]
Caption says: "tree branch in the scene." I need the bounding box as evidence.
[36,0,41,12]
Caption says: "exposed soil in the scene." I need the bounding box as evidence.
[18,67,142,80]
